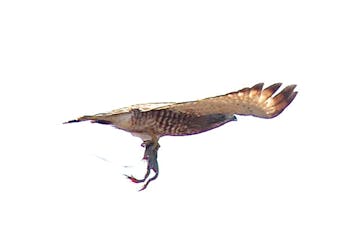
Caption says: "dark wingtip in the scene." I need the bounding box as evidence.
[252,82,264,90]
[287,91,298,105]
[268,84,298,118]
[266,83,283,92]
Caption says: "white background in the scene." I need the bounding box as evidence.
[1,1,359,239]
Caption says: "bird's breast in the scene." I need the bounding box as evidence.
[123,109,235,138]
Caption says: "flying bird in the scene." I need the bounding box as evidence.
[64,83,297,190]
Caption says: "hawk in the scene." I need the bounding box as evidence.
[64,83,297,190]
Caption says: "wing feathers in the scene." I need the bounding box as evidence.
[259,83,282,103]
[269,85,297,113]
[267,88,297,117]
[272,84,297,105]
[162,83,297,119]
[64,83,297,125]
[249,83,264,101]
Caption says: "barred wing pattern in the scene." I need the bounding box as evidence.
[158,83,297,118]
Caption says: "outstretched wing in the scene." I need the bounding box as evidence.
[157,83,297,118]
[109,102,175,114]
[64,102,177,124]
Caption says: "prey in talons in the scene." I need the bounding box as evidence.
[64,83,297,191]
[124,141,160,191]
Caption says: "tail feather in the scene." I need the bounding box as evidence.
[63,119,81,124]
[63,115,107,124]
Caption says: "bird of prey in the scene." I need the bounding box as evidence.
[64,83,297,190]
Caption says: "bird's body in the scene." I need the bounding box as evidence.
[65,83,297,190]
[84,107,236,140]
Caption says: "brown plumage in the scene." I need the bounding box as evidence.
[64,82,297,190]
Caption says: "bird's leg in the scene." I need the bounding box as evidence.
[125,140,160,191]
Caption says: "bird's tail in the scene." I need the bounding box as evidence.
[63,115,112,125]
